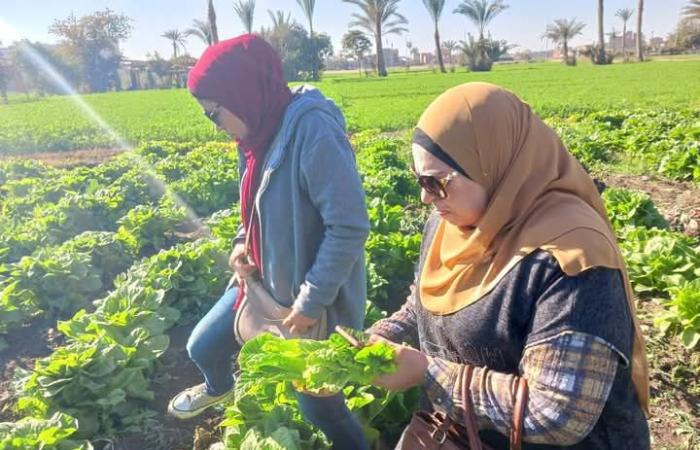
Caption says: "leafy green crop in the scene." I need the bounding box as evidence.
[0,231,136,348]
[3,60,699,153]
[239,332,396,394]
[116,196,187,254]
[546,117,617,167]
[205,208,242,242]
[14,239,229,438]
[655,280,700,349]
[0,412,93,450]
[354,134,424,313]
[221,332,396,449]
[602,187,667,232]
[619,227,700,297]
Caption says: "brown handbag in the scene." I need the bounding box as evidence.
[396,365,529,450]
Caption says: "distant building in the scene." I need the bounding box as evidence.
[325,56,355,71]
[419,52,435,65]
[382,48,400,67]
[529,49,556,60]
[649,37,666,52]
[609,31,638,53]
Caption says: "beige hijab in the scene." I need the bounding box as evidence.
[417,82,649,414]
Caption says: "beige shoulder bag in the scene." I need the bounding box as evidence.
[232,211,328,346]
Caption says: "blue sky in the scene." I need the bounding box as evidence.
[0,1,690,59]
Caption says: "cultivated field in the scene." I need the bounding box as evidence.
[0,60,698,449]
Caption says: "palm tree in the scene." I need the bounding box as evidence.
[296,0,316,35]
[543,18,586,65]
[234,0,256,34]
[615,8,634,61]
[268,10,294,34]
[296,0,319,80]
[453,0,509,41]
[636,0,644,61]
[595,0,606,64]
[684,0,700,20]
[343,0,408,77]
[162,29,187,58]
[342,30,372,75]
[443,39,458,64]
[186,19,214,46]
[265,10,295,56]
[422,0,447,73]
[208,0,220,44]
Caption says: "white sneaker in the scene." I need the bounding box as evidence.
[167,383,235,419]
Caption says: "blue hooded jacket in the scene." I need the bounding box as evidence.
[236,85,370,330]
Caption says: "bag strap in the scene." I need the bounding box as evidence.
[509,376,529,450]
[461,365,484,450]
[461,366,529,450]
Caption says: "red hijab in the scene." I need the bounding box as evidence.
[188,35,292,288]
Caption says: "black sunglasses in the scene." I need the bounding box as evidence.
[204,106,221,125]
[411,165,459,199]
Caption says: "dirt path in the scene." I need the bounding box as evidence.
[0,148,126,168]
[0,317,64,422]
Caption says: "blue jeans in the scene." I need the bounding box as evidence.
[186,287,369,450]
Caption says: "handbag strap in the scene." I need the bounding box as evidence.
[461,366,529,450]
[460,365,484,450]
[509,376,529,450]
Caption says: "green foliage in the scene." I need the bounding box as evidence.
[2,61,699,153]
[0,412,93,450]
[354,134,424,312]
[355,136,415,210]
[205,208,242,242]
[117,196,187,254]
[0,142,237,267]
[0,159,53,186]
[366,231,421,313]
[0,141,238,354]
[545,108,700,180]
[655,280,700,349]
[546,117,617,167]
[619,227,700,297]
[15,240,229,438]
[221,332,396,449]
[48,9,133,93]
[168,144,239,216]
[0,231,135,340]
[602,187,667,232]
[240,333,396,394]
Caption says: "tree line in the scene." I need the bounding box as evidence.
[1,0,699,103]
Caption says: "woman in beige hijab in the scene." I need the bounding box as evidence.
[368,82,650,449]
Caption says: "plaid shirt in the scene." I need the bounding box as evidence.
[370,307,620,446]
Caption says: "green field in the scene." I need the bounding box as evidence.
[1,59,699,449]
[0,60,699,153]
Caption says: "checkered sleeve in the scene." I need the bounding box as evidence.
[424,331,620,446]
[366,284,419,347]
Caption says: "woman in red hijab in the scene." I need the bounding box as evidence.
[167,35,370,450]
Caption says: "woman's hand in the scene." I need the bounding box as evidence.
[229,243,257,283]
[370,334,430,391]
[283,309,319,336]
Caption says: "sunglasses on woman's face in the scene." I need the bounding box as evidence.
[204,106,222,126]
[411,165,459,199]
